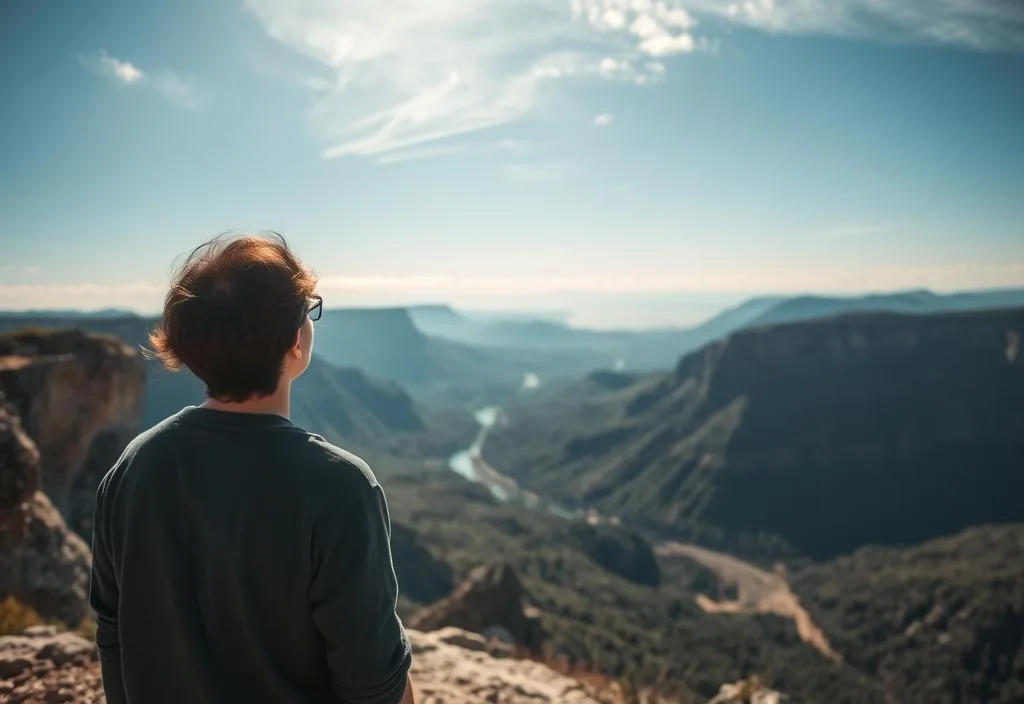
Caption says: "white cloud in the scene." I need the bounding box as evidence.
[577,0,699,56]
[78,50,144,83]
[692,0,1024,51]
[601,7,628,28]
[599,56,631,76]
[247,0,705,159]
[631,13,665,39]
[597,55,667,84]
[79,51,205,110]
[593,112,614,126]
[640,32,696,55]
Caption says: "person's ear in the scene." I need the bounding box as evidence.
[290,328,303,358]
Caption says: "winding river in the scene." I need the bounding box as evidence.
[445,407,840,661]
[447,407,577,518]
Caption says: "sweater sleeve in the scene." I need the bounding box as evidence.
[310,484,412,704]
[89,477,128,704]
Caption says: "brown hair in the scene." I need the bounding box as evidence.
[147,232,318,402]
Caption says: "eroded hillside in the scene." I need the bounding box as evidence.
[486,307,1024,559]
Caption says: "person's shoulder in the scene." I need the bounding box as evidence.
[95,412,186,498]
[294,431,381,495]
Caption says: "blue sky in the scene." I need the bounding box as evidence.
[1,0,1022,328]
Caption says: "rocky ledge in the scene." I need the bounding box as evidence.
[0,627,620,704]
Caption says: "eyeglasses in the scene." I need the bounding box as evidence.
[305,295,323,322]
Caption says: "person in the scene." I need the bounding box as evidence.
[89,233,415,704]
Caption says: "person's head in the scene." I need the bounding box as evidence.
[148,232,321,402]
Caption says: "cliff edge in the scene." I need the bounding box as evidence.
[0,329,145,536]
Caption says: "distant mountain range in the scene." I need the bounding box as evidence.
[6,289,1021,402]
[0,314,475,457]
[312,307,601,405]
[411,288,1024,370]
[484,306,1024,559]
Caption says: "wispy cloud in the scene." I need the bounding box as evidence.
[78,50,206,110]
[689,0,1024,51]
[245,0,1022,161]
[593,113,615,126]
[376,144,468,165]
[245,0,703,159]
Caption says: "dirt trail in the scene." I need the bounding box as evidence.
[656,542,841,663]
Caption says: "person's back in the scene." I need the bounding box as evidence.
[90,233,414,704]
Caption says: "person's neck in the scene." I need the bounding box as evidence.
[202,386,291,418]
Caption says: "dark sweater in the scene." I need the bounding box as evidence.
[89,406,412,704]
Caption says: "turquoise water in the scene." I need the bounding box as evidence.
[448,406,499,484]
[447,406,576,516]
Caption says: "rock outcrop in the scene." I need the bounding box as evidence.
[706,677,786,704]
[0,329,144,530]
[0,394,39,528]
[0,491,92,628]
[407,562,547,655]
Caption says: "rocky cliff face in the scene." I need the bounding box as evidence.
[0,492,92,629]
[0,329,144,627]
[0,403,92,626]
[487,307,1024,559]
[0,329,144,535]
[0,395,39,528]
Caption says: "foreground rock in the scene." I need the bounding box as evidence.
[0,626,102,703]
[411,628,621,703]
[0,328,144,533]
[0,628,622,704]
[407,562,546,654]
